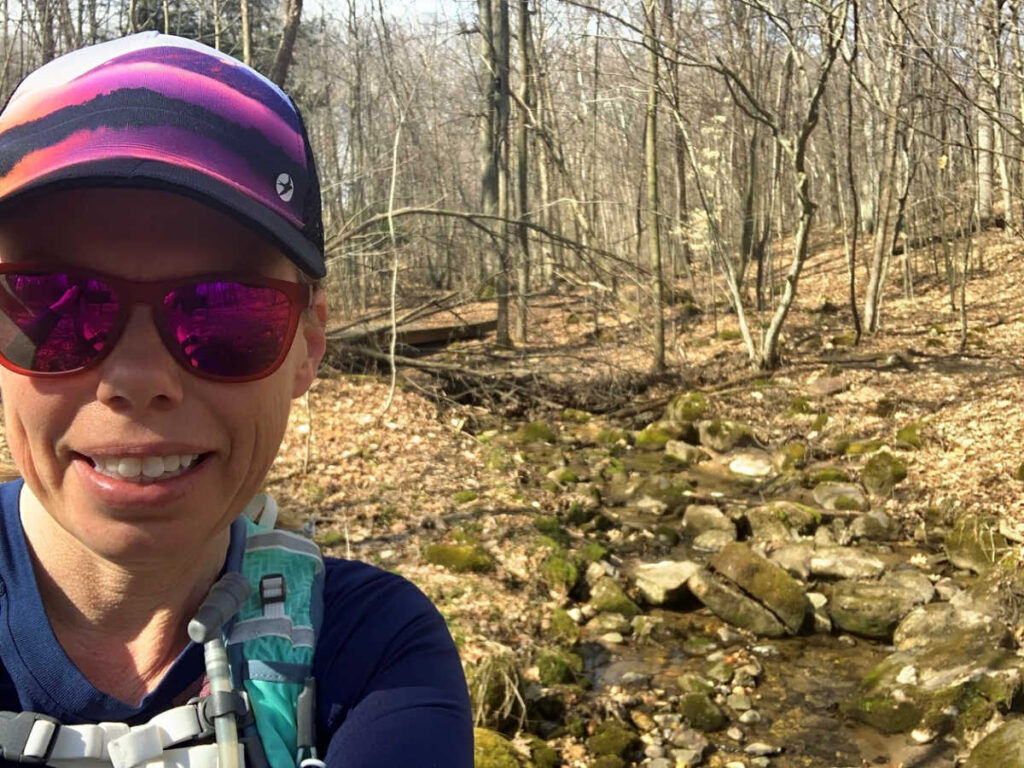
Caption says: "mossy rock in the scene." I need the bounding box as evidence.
[896,422,926,450]
[511,421,557,445]
[773,441,807,471]
[545,467,579,486]
[831,331,857,347]
[806,467,850,485]
[485,445,515,472]
[787,396,815,415]
[540,554,579,592]
[844,631,1024,738]
[634,424,673,451]
[964,720,1024,768]
[631,474,695,513]
[861,452,907,497]
[586,720,638,758]
[424,544,495,573]
[588,576,641,618]
[597,428,630,446]
[717,328,742,341]
[533,516,570,544]
[548,609,580,646]
[677,693,727,732]
[846,439,886,456]
[711,542,808,634]
[537,648,583,685]
[453,489,479,504]
[523,736,559,768]
[665,391,709,425]
[580,541,609,563]
[474,728,535,768]
[810,412,830,432]
[697,419,755,453]
[561,408,592,424]
[591,758,625,768]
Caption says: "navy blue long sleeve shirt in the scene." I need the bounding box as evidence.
[0,479,473,768]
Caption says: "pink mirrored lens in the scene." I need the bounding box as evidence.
[0,273,118,372]
[164,281,292,378]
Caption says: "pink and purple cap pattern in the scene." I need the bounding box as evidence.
[0,32,325,277]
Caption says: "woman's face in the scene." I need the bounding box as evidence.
[0,188,326,563]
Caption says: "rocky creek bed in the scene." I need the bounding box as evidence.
[453,390,1024,768]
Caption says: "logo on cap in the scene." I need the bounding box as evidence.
[275,173,294,202]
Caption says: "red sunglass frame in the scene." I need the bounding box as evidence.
[0,264,312,382]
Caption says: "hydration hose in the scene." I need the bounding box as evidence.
[188,573,252,768]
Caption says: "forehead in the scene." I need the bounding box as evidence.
[0,187,298,280]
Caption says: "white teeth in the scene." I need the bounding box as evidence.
[89,453,201,483]
[118,457,142,477]
[142,456,164,478]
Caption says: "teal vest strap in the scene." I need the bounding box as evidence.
[230,518,325,768]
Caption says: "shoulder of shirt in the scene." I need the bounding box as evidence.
[320,556,436,614]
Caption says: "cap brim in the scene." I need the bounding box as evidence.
[0,158,326,279]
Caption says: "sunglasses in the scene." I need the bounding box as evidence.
[0,265,311,382]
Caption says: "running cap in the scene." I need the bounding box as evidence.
[0,32,326,278]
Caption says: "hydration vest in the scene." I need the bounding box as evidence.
[0,495,325,768]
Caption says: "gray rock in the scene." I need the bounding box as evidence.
[676,693,727,732]
[634,560,700,605]
[687,568,788,637]
[726,726,744,742]
[630,474,694,515]
[894,603,1011,651]
[682,504,736,538]
[665,440,708,467]
[812,482,869,512]
[727,693,752,710]
[739,710,761,724]
[769,542,814,579]
[745,743,781,756]
[711,543,808,634]
[670,749,703,768]
[809,546,886,579]
[647,758,671,768]
[693,529,736,552]
[885,568,936,605]
[945,514,1008,573]
[729,452,774,478]
[697,420,755,453]
[850,510,899,541]
[963,720,1024,768]
[668,728,709,752]
[585,612,633,634]
[828,571,934,639]
[934,577,962,601]
[807,375,846,396]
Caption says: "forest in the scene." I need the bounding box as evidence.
[9,2,1024,768]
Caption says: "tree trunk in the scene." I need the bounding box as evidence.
[270,0,303,87]
[645,0,664,372]
[240,0,252,66]
[514,0,532,342]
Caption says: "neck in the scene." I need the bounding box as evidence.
[19,485,230,704]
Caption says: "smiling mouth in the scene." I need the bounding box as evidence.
[83,453,208,483]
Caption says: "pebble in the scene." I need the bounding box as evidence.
[671,749,703,768]
[837,635,857,647]
[566,607,583,623]
[668,727,708,752]
[896,665,918,685]
[631,710,656,732]
[724,762,747,768]
[717,627,744,646]
[646,759,672,768]
[654,713,682,729]
[727,726,745,742]
[751,758,771,768]
[600,632,625,644]
[727,693,752,711]
[739,710,762,724]
[746,742,781,756]
[751,645,779,657]
[644,744,665,759]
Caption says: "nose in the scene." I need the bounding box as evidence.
[95,305,184,411]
